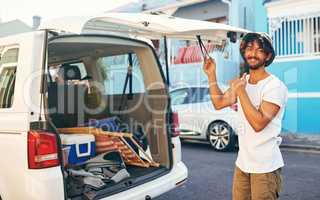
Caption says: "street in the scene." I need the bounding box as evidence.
[155,141,320,200]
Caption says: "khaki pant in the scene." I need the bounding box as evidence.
[232,166,282,200]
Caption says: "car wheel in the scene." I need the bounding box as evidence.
[207,121,236,152]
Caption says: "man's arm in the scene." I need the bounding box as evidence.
[208,77,237,110]
[237,89,280,132]
[204,58,237,110]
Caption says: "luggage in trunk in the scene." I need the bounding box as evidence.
[58,127,166,199]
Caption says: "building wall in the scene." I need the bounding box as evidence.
[268,58,320,133]
[167,0,240,88]
[169,51,240,88]
[261,0,320,134]
[174,0,228,21]
[253,0,268,32]
[231,0,268,32]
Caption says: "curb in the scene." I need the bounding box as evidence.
[280,144,320,152]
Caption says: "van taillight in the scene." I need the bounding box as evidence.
[172,112,180,137]
[28,131,60,169]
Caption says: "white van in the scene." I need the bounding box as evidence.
[0,13,248,200]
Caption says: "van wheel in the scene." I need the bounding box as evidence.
[207,121,236,152]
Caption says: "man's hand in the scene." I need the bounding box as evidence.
[229,73,247,96]
[203,57,216,78]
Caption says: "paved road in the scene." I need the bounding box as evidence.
[155,141,320,200]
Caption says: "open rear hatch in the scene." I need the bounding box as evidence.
[40,12,249,41]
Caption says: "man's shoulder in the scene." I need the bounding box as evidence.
[265,74,288,91]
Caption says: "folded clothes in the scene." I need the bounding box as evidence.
[68,150,131,186]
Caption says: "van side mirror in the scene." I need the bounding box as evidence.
[227,31,237,43]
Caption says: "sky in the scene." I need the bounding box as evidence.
[0,0,138,26]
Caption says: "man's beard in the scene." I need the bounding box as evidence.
[245,57,266,70]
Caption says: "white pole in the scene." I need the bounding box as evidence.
[279,20,283,56]
[288,19,291,55]
[299,19,302,55]
[316,17,319,53]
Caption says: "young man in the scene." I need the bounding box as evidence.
[203,32,288,200]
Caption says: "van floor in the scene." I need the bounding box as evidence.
[70,166,168,200]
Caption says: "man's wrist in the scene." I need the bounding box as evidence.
[207,73,217,82]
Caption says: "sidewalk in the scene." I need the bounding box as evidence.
[280,133,320,151]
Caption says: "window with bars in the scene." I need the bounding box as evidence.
[0,47,18,108]
[269,15,320,57]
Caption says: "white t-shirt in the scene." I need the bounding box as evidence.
[235,74,288,173]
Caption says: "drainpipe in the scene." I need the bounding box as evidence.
[32,15,41,30]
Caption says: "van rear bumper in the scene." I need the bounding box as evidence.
[20,161,187,200]
[101,161,188,200]
[24,167,65,200]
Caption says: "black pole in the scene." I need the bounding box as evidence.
[128,53,133,99]
[39,29,49,122]
[163,36,170,86]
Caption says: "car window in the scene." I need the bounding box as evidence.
[170,88,192,105]
[191,85,228,103]
[202,88,211,102]
[99,53,145,95]
[199,87,210,102]
[0,47,18,108]
[191,87,210,103]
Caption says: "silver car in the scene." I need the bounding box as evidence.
[170,85,241,151]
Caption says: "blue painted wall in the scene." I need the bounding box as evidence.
[282,97,320,134]
[268,59,320,133]
[233,0,267,32]
[253,0,268,32]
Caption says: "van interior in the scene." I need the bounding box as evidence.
[46,35,172,199]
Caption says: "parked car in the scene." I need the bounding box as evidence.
[170,84,241,151]
[0,13,248,200]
